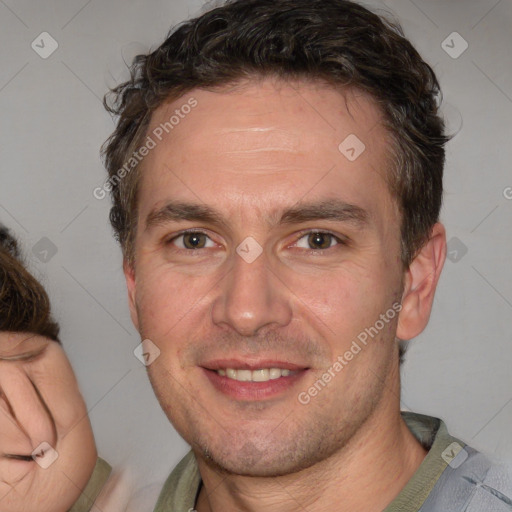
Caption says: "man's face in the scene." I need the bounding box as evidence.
[126,79,406,476]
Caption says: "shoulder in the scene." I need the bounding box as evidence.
[398,412,512,511]
[153,451,201,512]
[419,427,512,511]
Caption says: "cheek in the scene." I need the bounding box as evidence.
[287,262,393,332]
[134,265,210,340]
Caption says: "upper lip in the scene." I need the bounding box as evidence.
[201,359,309,371]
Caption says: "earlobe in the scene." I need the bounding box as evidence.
[123,259,139,332]
[396,223,446,341]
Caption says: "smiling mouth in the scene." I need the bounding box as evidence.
[216,367,298,382]
[201,360,309,400]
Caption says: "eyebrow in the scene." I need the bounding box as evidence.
[279,199,369,226]
[146,202,229,231]
[145,199,370,231]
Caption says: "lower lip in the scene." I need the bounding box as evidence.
[202,368,308,401]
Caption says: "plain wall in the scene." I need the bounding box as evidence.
[1,0,511,495]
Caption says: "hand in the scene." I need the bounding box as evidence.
[0,333,97,512]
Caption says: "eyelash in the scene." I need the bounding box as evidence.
[166,229,347,252]
[294,229,347,251]
[0,347,47,363]
[21,350,45,362]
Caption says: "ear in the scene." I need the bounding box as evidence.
[123,258,140,332]
[396,223,446,341]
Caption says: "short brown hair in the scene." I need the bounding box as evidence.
[0,225,60,342]
[102,0,449,268]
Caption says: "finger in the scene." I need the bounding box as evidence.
[0,391,33,458]
[25,343,89,434]
[0,363,56,454]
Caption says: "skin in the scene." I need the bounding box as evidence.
[124,78,446,512]
[0,332,97,512]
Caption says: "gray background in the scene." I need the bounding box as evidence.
[0,0,511,496]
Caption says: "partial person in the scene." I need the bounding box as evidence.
[0,224,129,511]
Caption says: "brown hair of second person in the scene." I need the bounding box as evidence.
[0,225,60,342]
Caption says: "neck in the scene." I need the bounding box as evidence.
[195,402,427,512]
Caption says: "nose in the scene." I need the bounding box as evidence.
[211,247,292,336]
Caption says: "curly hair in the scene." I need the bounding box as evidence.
[0,225,60,342]
[102,0,449,268]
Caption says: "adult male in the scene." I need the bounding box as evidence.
[101,0,511,510]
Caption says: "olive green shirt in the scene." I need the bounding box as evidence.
[153,412,460,511]
[68,457,112,512]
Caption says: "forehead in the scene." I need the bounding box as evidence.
[138,78,396,225]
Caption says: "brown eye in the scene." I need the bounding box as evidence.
[292,230,347,251]
[307,232,334,250]
[183,232,207,249]
[170,231,215,250]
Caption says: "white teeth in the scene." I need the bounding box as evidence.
[237,369,252,381]
[252,369,269,382]
[216,368,296,382]
[269,368,282,379]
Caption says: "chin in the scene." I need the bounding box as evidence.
[195,437,326,478]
